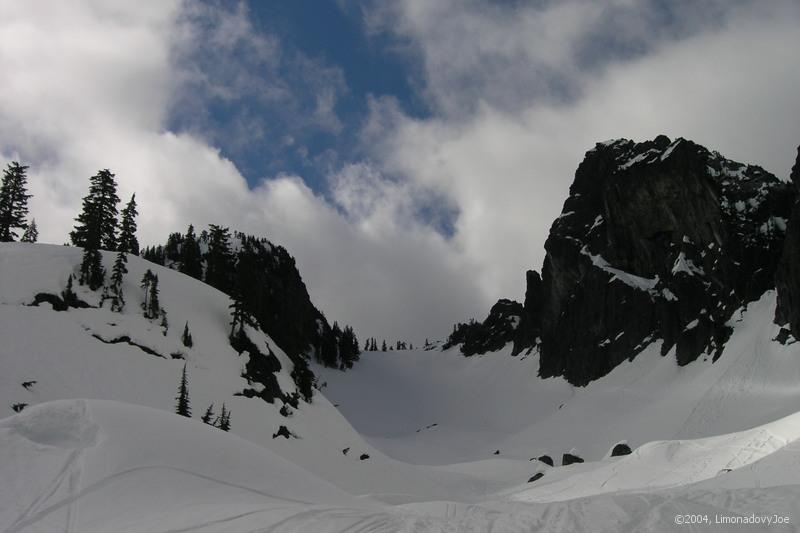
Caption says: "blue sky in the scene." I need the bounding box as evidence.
[167,0,427,195]
[2,0,799,342]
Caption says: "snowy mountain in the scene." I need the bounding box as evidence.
[4,138,800,531]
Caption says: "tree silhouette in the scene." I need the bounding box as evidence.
[0,161,32,242]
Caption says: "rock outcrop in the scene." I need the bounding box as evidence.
[450,136,795,386]
[443,299,523,356]
[775,146,800,338]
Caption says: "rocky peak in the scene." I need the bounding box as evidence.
[452,136,795,386]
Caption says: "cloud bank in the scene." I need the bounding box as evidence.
[1,0,799,344]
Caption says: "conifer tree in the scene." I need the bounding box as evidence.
[229,249,256,337]
[21,219,37,242]
[220,406,231,431]
[175,363,191,417]
[181,321,193,348]
[140,269,161,319]
[117,194,139,255]
[80,247,105,290]
[381,340,387,352]
[61,274,78,307]
[201,404,215,424]
[160,309,168,335]
[108,248,127,312]
[179,224,203,280]
[70,169,120,251]
[204,224,234,293]
[0,161,32,242]
[216,403,231,431]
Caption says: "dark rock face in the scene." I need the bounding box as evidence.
[528,472,545,483]
[449,136,794,386]
[562,453,584,466]
[775,146,800,337]
[443,299,523,356]
[610,443,632,457]
[514,136,793,385]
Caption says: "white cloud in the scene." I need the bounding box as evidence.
[361,0,800,304]
[1,0,799,346]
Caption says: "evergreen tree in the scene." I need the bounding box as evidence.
[381,340,387,352]
[108,248,127,312]
[220,406,231,431]
[140,269,161,319]
[179,224,203,279]
[291,357,314,402]
[216,403,231,431]
[0,161,32,242]
[149,274,161,319]
[160,309,169,335]
[175,363,191,417]
[204,224,234,293]
[142,245,165,265]
[201,404,215,424]
[80,247,105,290]
[21,219,38,242]
[229,249,256,337]
[70,169,119,251]
[117,194,139,255]
[164,232,183,263]
[364,339,370,351]
[61,274,78,307]
[181,321,193,348]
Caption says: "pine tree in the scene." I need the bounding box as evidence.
[149,274,161,319]
[175,363,191,417]
[381,340,387,352]
[108,248,127,311]
[181,321,193,348]
[61,274,78,307]
[80,247,105,290]
[0,161,32,242]
[201,404,215,424]
[219,405,231,431]
[179,224,203,279]
[160,309,168,335]
[229,249,256,337]
[21,219,38,242]
[117,194,139,255]
[204,224,234,293]
[140,269,161,319]
[70,169,120,251]
[215,403,231,431]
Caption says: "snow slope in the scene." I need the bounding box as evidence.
[318,291,800,467]
[5,243,800,531]
[4,399,800,532]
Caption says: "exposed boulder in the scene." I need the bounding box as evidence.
[562,452,584,466]
[528,472,545,483]
[536,455,554,467]
[610,443,632,457]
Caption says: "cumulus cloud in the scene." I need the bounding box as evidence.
[1,0,799,345]
[360,0,800,302]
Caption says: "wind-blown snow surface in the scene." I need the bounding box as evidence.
[4,243,800,531]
